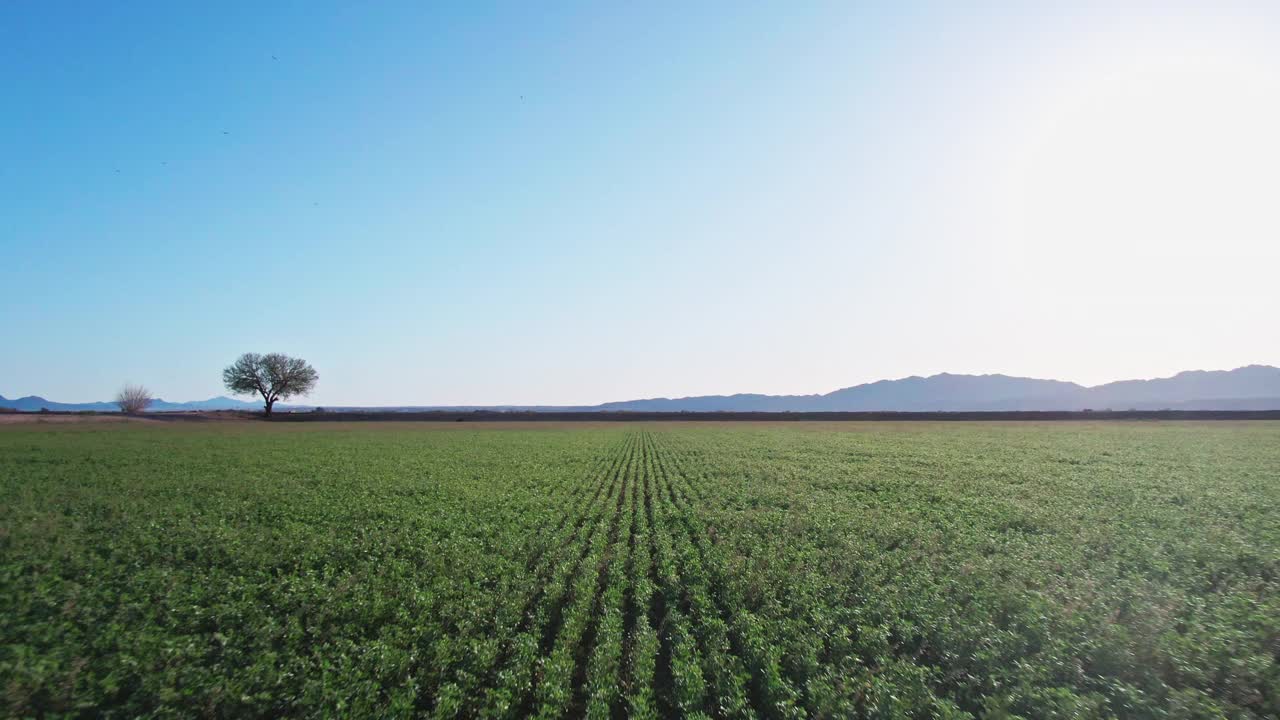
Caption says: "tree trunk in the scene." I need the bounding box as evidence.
[264,399,274,416]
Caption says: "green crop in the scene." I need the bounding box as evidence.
[2,421,1277,718]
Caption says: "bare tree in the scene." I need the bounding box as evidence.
[222,352,318,416]
[115,384,153,414]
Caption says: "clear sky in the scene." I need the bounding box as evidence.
[3,2,1278,406]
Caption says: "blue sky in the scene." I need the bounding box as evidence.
[3,2,1278,405]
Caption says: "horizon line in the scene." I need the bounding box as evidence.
[4,363,1274,408]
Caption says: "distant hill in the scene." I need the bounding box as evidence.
[6,365,1279,413]
[1077,365,1280,409]
[592,365,1280,412]
[0,395,261,412]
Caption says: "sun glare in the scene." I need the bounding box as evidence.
[1008,51,1280,289]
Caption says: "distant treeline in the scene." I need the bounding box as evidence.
[261,409,1280,422]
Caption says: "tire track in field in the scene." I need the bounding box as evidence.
[522,434,632,573]
[647,433,744,718]
[541,435,635,655]
[651,435,770,714]
[640,432,676,719]
[649,432,802,720]
[470,432,637,718]
[565,430,638,717]
[614,429,646,720]
[417,436,634,717]
[522,433,635,633]
[533,435,634,657]
[517,433,639,719]
[642,431,719,717]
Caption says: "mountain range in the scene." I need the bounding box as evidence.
[0,395,260,412]
[4,365,1279,413]
[589,365,1280,412]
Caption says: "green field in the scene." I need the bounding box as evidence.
[2,421,1277,718]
